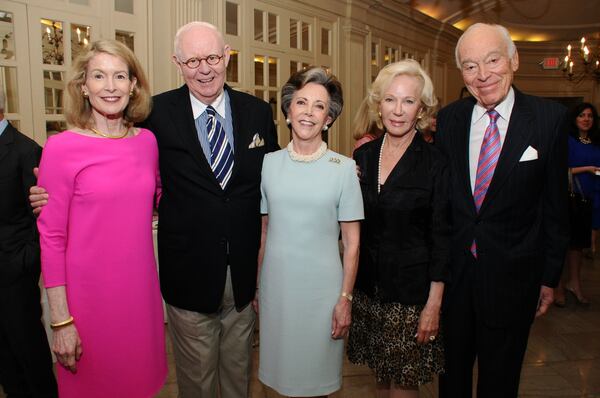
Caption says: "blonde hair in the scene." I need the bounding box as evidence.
[353,59,437,139]
[65,39,151,129]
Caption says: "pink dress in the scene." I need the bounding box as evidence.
[37,130,167,398]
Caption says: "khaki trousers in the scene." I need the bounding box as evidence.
[167,268,256,398]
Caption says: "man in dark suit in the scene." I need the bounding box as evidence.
[436,23,569,398]
[144,22,278,398]
[0,93,57,397]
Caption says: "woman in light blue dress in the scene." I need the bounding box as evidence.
[257,67,363,397]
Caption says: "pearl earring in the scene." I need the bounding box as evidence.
[322,125,329,131]
[378,111,382,118]
[286,118,291,125]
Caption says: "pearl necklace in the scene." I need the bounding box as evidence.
[377,134,386,193]
[287,140,328,162]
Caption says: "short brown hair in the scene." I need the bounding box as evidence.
[65,39,151,129]
[281,66,343,128]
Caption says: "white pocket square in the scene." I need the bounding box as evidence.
[519,146,538,162]
[248,133,265,149]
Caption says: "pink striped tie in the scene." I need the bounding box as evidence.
[470,109,501,258]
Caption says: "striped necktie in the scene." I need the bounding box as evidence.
[470,109,501,258]
[206,105,234,189]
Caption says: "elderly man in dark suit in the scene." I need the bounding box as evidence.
[436,23,569,398]
[0,92,57,397]
[144,22,277,398]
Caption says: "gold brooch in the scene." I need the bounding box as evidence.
[329,157,341,164]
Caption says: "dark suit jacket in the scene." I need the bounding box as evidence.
[436,87,569,327]
[353,133,450,304]
[144,84,278,313]
[0,123,42,287]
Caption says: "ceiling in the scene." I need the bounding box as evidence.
[403,0,600,43]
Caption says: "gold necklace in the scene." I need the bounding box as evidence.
[90,126,130,139]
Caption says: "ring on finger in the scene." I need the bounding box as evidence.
[429,335,436,341]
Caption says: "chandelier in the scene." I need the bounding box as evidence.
[562,36,600,82]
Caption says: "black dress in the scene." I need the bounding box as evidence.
[347,133,449,385]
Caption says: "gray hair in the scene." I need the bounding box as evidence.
[455,23,517,68]
[173,21,224,60]
[281,67,343,127]
[0,88,4,112]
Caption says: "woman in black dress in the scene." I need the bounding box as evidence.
[347,59,449,398]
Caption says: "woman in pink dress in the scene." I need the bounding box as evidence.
[37,40,167,398]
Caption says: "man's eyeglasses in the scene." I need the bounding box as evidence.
[178,54,224,69]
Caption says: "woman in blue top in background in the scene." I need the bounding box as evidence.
[555,102,599,307]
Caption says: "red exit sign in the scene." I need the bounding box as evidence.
[541,57,560,70]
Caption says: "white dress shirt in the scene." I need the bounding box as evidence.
[469,87,515,193]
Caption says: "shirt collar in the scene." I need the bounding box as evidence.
[190,89,227,120]
[0,118,8,137]
[472,86,515,124]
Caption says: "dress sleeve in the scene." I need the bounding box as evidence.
[338,159,364,221]
[37,136,76,288]
[428,156,451,282]
[260,155,269,214]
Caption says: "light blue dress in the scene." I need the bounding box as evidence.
[258,148,364,397]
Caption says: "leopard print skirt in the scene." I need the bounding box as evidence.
[347,290,444,386]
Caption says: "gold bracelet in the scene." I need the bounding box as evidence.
[341,292,353,302]
[50,316,74,329]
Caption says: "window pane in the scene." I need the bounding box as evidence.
[254,10,263,42]
[115,30,134,51]
[290,19,297,48]
[41,19,64,65]
[301,22,310,51]
[290,60,298,77]
[384,46,393,64]
[268,90,277,120]
[227,50,239,83]
[371,42,378,66]
[0,66,19,113]
[0,10,15,60]
[43,70,64,114]
[226,2,238,36]
[302,62,309,70]
[72,24,91,60]
[321,28,329,55]
[268,57,277,87]
[46,121,67,138]
[70,0,90,5]
[114,0,133,14]
[254,89,264,100]
[254,55,264,86]
[268,13,277,44]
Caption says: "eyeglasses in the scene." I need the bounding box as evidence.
[178,54,224,69]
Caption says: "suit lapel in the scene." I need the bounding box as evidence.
[226,85,245,189]
[169,85,221,188]
[479,89,533,214]
[453,99,477,215]
[380,133,422,195]
[0,124,14,164]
